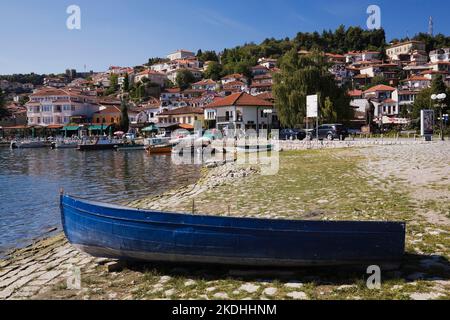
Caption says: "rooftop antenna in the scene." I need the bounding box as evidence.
[428,16,434,36]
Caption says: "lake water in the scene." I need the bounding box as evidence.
[0,148,202,257]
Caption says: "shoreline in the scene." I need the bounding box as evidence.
[1,144,449,300]
[0,161,260,300]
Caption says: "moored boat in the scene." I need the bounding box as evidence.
[115,144,146,151]
[10,140,48,149]
[226,144,273,154]
[144,137,173,154]
[78,137,123,151]
[60,194,406,268]
[146,144,173,154]
[51,140,79,149]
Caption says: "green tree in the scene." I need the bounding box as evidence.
[273,49,352,128]
[123,73,130,92]
[412,76,450,123]
[204,61,223,81]
[176,69,195,90]
[322,97,338,123]
[412,87,433,120]
[147,57,169,66]
[105,74,119,95]
[0,89,8,118]
[197,50,219,62]
[120,99,130,133]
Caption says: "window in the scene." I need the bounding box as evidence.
[42,105,52,112]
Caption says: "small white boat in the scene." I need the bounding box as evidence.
[144,137,172,147]
[225,144,273,154]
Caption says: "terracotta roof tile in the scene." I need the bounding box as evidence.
[207,92,273,108]
[364,85,396,93]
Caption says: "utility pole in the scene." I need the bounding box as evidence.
[428,16,434,36]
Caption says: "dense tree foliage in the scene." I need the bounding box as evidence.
[123,74,130,92]
[204,61,223,81]
[146,57,169,66]
[120,99,130,133]
[196,50,219,62]
[104,74,119,96]
[219,26,387,79]
[0,89,8,118]
[273,50,353,127]
[176,69,195,90]
[129,78,160,102]
[397,33,450,53]
[0,73,45,86]
[412,75,450,120]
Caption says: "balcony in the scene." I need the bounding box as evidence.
[216,116,243,123]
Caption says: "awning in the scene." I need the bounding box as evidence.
[2,125,30,130]
[47,125,64,129]
[63,126,81,131]
[142,125,158,132]
[179,124,194,130]
[88,125,108,131]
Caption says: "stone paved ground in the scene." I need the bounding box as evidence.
[1,142,449,300]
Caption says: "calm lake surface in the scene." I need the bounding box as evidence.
[0,148,202,257]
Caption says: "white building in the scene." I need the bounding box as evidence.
[345,51,380,64]
[134,70,167,87]
[429,48,450,63]
[386,41,426,61]
[166,68,202,84]
[206,92,274,131]
[167,50,195,61]
[25,88,99,127]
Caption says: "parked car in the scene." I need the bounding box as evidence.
[279,129,306,141]
[306,124,349,141]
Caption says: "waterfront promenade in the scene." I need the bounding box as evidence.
[0,142,449,300]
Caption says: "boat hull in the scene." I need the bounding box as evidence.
[61,195,406,268]
[115,145,145,151]
[147,145,173,154]
[11,141,48,149]
[78,143,123,151]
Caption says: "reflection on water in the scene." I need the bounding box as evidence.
[0,148,201,256]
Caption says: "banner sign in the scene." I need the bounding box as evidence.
[306,95,318,118]
[421,110,434,136]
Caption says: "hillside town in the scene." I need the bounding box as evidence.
[1,40,449,138]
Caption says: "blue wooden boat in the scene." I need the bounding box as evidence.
[60,194,406,268]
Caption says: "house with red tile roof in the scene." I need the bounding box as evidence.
[251,65,270,77]
[345,51,380,64]
[156,106,204,126]
[92,105,139,126]
[223,80,248,94]
[192,79,219,91]
[258,58,278,69]
[134,69,167,87]
[25,87,100,127]
[206,92,274,131]
[401,76,431,90]
[221,73,248,85]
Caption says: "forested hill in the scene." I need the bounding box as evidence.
[218,25,450,77]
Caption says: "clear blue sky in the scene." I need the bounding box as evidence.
[0,0,449,74]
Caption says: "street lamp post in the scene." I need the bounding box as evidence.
[431,93,447,141]
[263,109,273,138]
